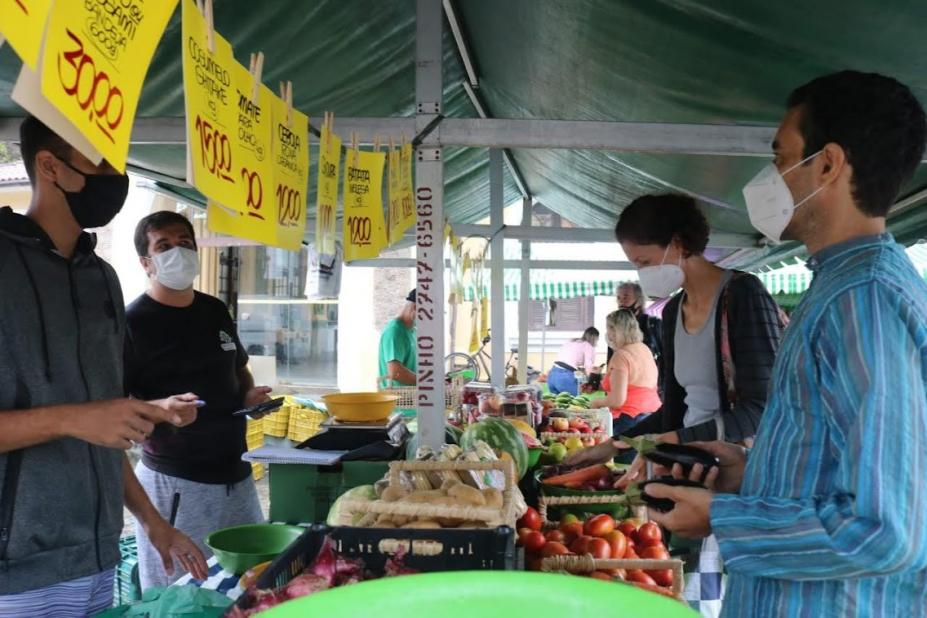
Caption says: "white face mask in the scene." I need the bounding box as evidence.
[637,245,685,299]
[149,246,199,291]
[742,150,825,242]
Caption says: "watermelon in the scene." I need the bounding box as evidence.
[460,418,529,479]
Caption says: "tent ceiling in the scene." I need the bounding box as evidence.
[2,0,927,268]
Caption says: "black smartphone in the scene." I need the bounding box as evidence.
[232,397,285,418]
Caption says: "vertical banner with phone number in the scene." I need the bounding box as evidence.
[315,124,341,257]
[342,148,387,261]
[182,0,244,211]
[270,97,309,251]
[39,0,178,172]
[0,0,53,69]
[206,63,279,245]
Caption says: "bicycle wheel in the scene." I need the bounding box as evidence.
[445,352,480,382]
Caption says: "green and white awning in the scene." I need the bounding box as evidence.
[463,275,622,302]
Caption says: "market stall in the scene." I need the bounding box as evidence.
[3,1,927,617]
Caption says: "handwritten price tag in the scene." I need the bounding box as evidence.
[182,0,242,209]
[342,148,387,262]
[40,0,177,171]
[271,94,309,251]
[315,123,341,256]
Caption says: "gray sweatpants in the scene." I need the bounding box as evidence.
[133,462,265,590]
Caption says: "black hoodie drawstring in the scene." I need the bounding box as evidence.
[13,244,51,382]
[93,254,120,334]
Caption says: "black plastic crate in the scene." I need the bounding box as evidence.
[227,524,515,615]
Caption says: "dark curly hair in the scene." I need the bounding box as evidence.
[614,193,710,256]
[787,71,926,217]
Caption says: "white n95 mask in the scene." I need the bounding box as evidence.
[637,244,685,299]
[743,150,824,242]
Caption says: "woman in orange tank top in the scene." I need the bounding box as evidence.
[590,309,662,437]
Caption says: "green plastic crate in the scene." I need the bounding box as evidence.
[268,461,390,524]
[112,536,141,606]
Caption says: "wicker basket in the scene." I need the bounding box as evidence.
[342,459,517,529]
[539,431,610,444]
[538,494,648,524]
[540,553,685,601]
[286,406,327,442]
[380,385,462,411]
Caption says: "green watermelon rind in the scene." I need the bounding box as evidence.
[459,418,529,479]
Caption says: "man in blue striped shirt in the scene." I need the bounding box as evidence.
[645,71,927,616]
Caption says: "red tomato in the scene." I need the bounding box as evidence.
[603,530,628,560]
[601,567,626,579]
[540,541,570,557]
[521,531,547,553]
[560,521,584,542]
[647,568,674,587]
[639,545,670,561]
[626,570,657,586]
[637,536,664,549]
[637,522,663,545]
[518,507,543,531]
[560,513,580,526]
[545,529,566,543]
[517,527,534,545]
[583,514,616,538]
[569,536,593,555]
[617,521,639,539]
[589,571,613,581]
[587,538,612,560]
[624,545,640,560]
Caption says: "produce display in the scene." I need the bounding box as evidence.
[538,464,626,492]
[229,537,416,617]
[517,508,678,598]
[460,418,530,478]
[541,392,593,411]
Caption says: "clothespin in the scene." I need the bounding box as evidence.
[278,81,293,128]
[351,132,359,166]
[374,135,381,153]
[249,52,264,105]
[198,0,215,53]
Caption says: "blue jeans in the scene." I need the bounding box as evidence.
[547,365,577,395]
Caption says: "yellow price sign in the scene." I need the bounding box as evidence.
[1,0,52,70]
[270,96,309,252]
[342,148,387,262]
[206,62,283,247]
[315,123,341,256]
[387,146,417,245]
[39,0,178,172]
[181,0,242,210]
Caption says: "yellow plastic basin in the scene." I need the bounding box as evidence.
[323,392,398,422]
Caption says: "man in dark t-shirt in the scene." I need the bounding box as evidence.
[125,211,272,589]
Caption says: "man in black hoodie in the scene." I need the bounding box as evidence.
[0,117,207,616]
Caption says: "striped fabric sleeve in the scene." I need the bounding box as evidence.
[710,284,927,580]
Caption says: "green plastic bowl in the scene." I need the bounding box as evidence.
[260,571,697,617]
[526,447,544,469]
[204,524,304,575]
[534,469,627,519]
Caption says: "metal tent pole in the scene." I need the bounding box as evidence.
[489,148,505,388]
[518,196,531,384]
[414,0,445,449]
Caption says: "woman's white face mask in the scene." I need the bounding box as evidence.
[636,244,685,299]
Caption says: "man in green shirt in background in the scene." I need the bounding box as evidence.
[378,289,417,387]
